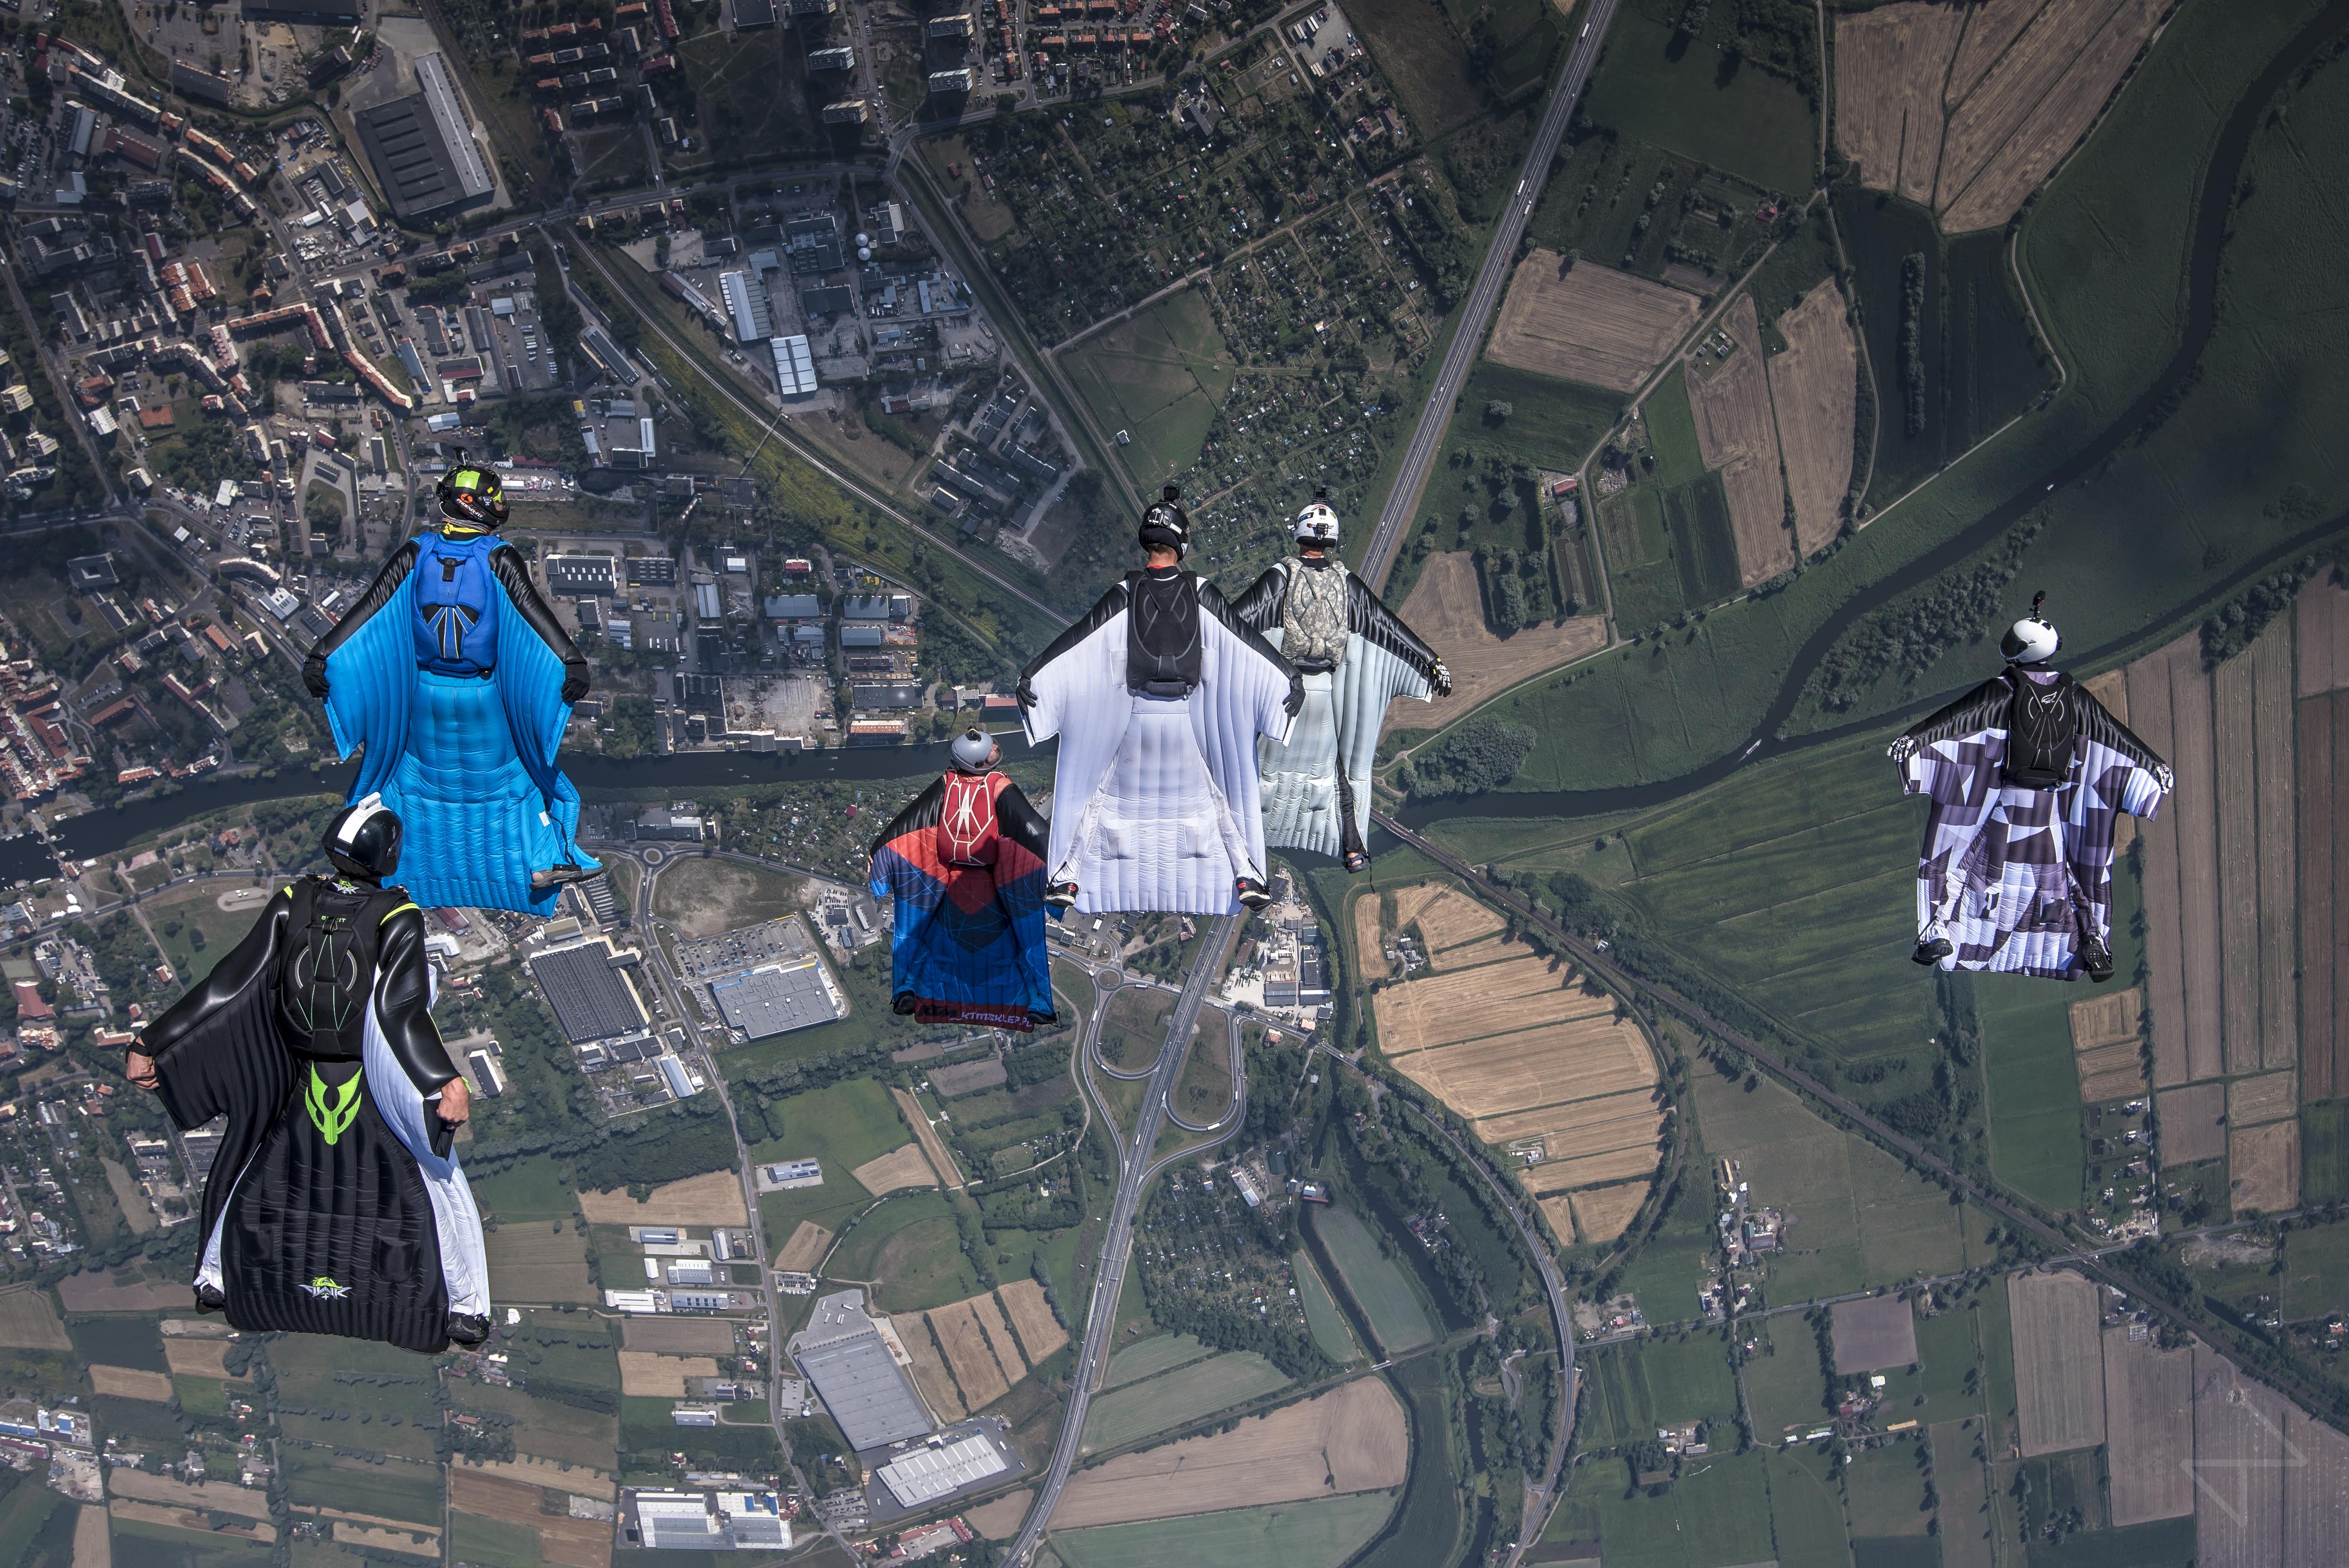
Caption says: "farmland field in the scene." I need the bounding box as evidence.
[1388,1014,1656,1121]
[1064,290,1232,484]
[621,1317,734,1355]
[1978,978,2088,1209]
[1380,554,1609,735]
[1310,1205,1437,1355]
[0,1287,69,1350]
[1077,1350,1292,1452]
[1050,1492,1395,1568]
[2008,1270,2105,1456]
[1575,1331,1740,1448]
[1291,1251,1361,1363]
[999,1279,1068,1365]
[451,1469,611,1568]
[1832,1295,1919,1374]
[2302,687,2344,1097]
[2156,1082,2226,1166]
[1348,0,1488,137]
[827,1189,980,1312]
[747,1078,916,1245]
[1052,1377,1406,1527]
[285,1456,446,1525]
[1579,9,1819,193]
[1844,1432,1933,1537]
[1685,295,1792,585]
[927,1294,1018,1409]
[849,1143,938,1196]
[2195,1351,2289,1568]
[2100,1327,2193,1526]
[1485,255,1701,392]
[1767,278,1861,557]
[458,1384,621,1471]
[1546,1445,1778,1568]
[2230,1119,2300,1214]
[575,1171,747,1228]
[1104,1333,1212,1388]
[2230,1072,2297,1127]
[1742,1338,1828,1438]
[485,1223,598,1304]
[1831,1,1970,201]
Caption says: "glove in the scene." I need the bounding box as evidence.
[301,654,329,700]
[1428,659,1453,698]
[1016,676,1038,710]
[1887,734,1918,765]
[2154,763,2175,793]
[561,665,590,706]
[1283,673,1305,720]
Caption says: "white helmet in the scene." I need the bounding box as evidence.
[1293,487,1340,547]
[949,727,997,773]
[2000,590,2061,665]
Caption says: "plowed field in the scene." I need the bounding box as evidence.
[1486,253,1702,392]
[1388,1014,1656,1120]
[851,1143,939,1195]
[2230,1120,2299,1214]
[1569,1183,1649,1245]
[1685,295,1790,584]
[577,1170,747,1226]
[451,1469,612,1568]
[2008,1269,2104,1456]
[2101,1327,2192,1526]
[2228,1072,2296,1127]
[1832,2,1967,200]
[1767,280,1859,557]
[999,1279,1068,1363]
[1381,554,1609,734]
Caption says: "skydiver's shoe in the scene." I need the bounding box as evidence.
[1912,937,1953,966]
[892,991,919,1016]
[444,1313,490,1347]
[193,1282,226,1314]
[2079,933,2116,984]
[531,862,600,891]
[1045,881,1079,910]
[1236,877,1272,910]
[1342,851,1370,873]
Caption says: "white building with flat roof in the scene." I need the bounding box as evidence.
[769,335,817,397]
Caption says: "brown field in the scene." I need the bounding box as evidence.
[1411,885,1505,956]
[2008,1269,2106,1456]
[1352,887,1390,976]
[577,1170,748,1226]
[1474,1090,1663,1151]
[2303,691,2344,1098]
[1526,1143,1663,1194]
[451,1469,612,1568]
[976,1293,1029,1373]
[90,1364,174,1402]
[331,1520,439,1556]
[1945,0,2039,100]
[967,1490,1035,1538]
[622,1317,736,1354]
[1516,1108,1665,1168]
[2125,644,2190,1085]
[2297,574,2349,697]
[2228,1072,2297,1127]
[2083,668,2131,859]
[2148,636,2225,1080]
[932,1056,1009,1097]
[617,1350,720,1397]
[2100,1327,2193,1526]
[1936,0,2165,233]
[777,1220,835,1273]
[2252,622,2298,1072]
[930,1298,1013,1409]
[852,1143,940,1196]
[894,1086,966,1189]
[111,1470,275,1518]
[2284,1405,2349,1565]
[458,1453,617,1499]
[2156,1083,2226,1165]
[1831,1294,1919,1374]
[56,1271,192,1312]
[999,1279,1068,1364]
[2215,654,2264,1075]
[1832,2,1966,200]
[2075,1046,2145,1105]
[486,1223,598,1304]
[0,1285,70,1350]
[2069,989,2142,1051]
[1536,1194,1580,1244]
[1766,280,1860,557]
[162,1339,249,1380]
[71,1504,104,1568]
[1373,950,1593,1051]
[110,1498,273,1543]
[1685,296,1791,585]
[904,1313,968,1421]
[1388,1015,1656,1121]
[1569,1183,1649,1245]
[2193,1351,2288,1568]
[1485,253,1702,391]
[2230,1120,2299,1214]
[1049,1376,1407,1528]
[1382,554,1609,734]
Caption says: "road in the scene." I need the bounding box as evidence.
[1357,0,1622,592]
[1002,912,1244,1568]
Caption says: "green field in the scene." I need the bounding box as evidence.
[2018,1516,2197,1568]
[1576,1332,1741,1448]
[1976,978,2088,1210]
[2283,1218,2349,1320]
[1579,9,1819,194]
[1079,1351,1292,1451]
[1742,1339,1829,1438]
[1292,1251,1362,1363]
[1642,373,1708,488]
[457,1384,621,1470]
[450,1511,542,1568]
[1311,1205,1438,1355]
[284,1456,446,1525]
[1066,289,1234,484]
[2305,1100,2349,1204]
[1548,1447,1779,1568]
[1052,1492,1395,1568]
[470,1156,585,1225]
[1843,1431,1934,1536]
[1102,1332,1214,1388]
[824,1189,981,1313]
[747,1078,917,1245]
[1097,986,1176,1073]
[1766,1444,1853,1568]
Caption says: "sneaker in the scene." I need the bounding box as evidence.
[2079,933,2116,983]
[531,862,601,891]
[194,1282,225,1314]
[1911,937,1953,966]
[444,1312,490,1347]
[1236,876,1272,910]
[1045,881,1079,910]
[1341,851,1369,873]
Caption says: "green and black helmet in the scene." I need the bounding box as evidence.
[436,449,509,529]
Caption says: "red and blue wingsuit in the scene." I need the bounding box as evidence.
[868,729,1057,1031]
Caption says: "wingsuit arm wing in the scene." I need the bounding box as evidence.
[1018,580,1129,737]
[1889,677,2010,765]
[374,904,460,1095]
[1199,580,1303,724]
[869,777,948,872]
[1225,564,1288,633]
[994,777,1053,864]
[303,540,419,697]
[138,889,296,1164]
[138,888,289,1075]
[2073,687,2173,792]
[1346,574,1444,687]
[489,547,590,705]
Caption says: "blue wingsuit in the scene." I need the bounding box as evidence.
[302,525,598,914]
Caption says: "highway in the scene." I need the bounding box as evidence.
[1002,912,1245,1568]
[1357,0,1623,592]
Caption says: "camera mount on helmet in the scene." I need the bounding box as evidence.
[1138,483,1190,559]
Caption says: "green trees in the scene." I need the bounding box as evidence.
[1898,252,1927,437]
[1399,716,1536,797]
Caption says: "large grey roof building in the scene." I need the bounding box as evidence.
[788,1289,933,1451]
[528,939,650,1043]
[355,56,495,219]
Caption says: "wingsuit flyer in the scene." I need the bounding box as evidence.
[1016,486,1304,916]
[126,799,490,1352]
[302,456,601,915]
[1889,594,2174,981]
[868,727,1056,1030]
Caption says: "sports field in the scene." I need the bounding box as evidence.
[1078,1350,1292,1452]
[1486,255,1701,392]
[1311,1204,1437,1355]
[1063,289,1233,483]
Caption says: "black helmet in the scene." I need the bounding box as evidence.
[1138,484,1189,558]
[437,449,509,529]
[323,793,402,883]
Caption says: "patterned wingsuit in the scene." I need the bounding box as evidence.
[133,877,489,1351]
[1893,671,2171,978]
[869,768,1056,1029]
